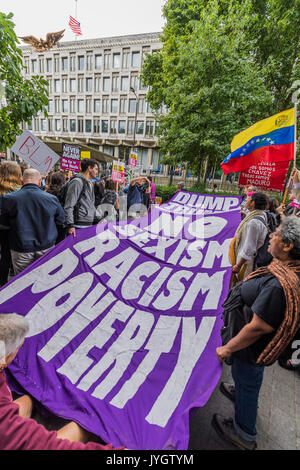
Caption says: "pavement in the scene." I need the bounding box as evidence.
[31,360,300,451]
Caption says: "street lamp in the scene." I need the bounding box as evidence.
[130,86,139,158]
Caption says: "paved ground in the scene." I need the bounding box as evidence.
[31,360,300,450]
[189,361,300,450]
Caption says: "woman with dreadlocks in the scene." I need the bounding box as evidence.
[212,216,300,450]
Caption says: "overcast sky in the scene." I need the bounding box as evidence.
[1,0,166,42]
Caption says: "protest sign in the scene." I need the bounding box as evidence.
[60,143,81,172]
[1,192,242,450]
[239,160,290,192]
[10,130,59,174]
[129,152,138,167]
[81,151,91,159]
[112,162,125,183]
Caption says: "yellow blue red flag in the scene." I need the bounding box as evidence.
[221,108,295,174]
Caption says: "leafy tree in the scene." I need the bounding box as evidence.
[0,12,49,151]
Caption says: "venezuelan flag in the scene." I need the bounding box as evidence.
[221,108,295,174]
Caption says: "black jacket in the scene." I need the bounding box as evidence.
[0,184,65,252]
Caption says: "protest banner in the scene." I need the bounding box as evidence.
[10,130,59,174]
[239,160,290,192]
[60,143,81,172]
[0,192,242,450]
[81,151,91,159]
[112,161,125,183]
[129,152,138,167]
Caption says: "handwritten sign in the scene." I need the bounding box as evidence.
[129,153,138,167]
[239,160,290,192]
[10,131,59,174]
[112,162,125,183]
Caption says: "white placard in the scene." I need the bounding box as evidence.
[10,130,60,175]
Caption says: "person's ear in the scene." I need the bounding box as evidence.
[283,242,294,255]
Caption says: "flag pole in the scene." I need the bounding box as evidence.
[294,102,298,168]
[75,0,78,41]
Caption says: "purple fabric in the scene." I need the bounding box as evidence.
[0,191,242,450]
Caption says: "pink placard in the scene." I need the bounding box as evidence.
[60,157,81,172]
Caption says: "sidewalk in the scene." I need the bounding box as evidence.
[188,361,300,450]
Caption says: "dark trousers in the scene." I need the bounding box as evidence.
[0,229,11,286]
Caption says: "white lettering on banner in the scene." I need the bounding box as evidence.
[145,213,189,238]
[138,267,173,307]
[0,249,78,304]
[142,237,178,260]
[121,261,161,300]
[167,239,188,265]
[179,271,226,311]
[26,273,94,337]
[201,239,231,269]
[153,270,193,311]
[179,240,207,268]
[222,197,240,212]
[145,316,216,427]
[110,315,181,409]
[83,310,155,398]
[92,247,139,290]
[188,216,227,239]
[172,192,240,212]
[57,300,134,384]
[38,285,116,361]
[74,230,119,267]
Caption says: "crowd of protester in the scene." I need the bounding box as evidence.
[0,158,299,451]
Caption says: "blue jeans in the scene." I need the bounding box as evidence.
[231,357,264,441]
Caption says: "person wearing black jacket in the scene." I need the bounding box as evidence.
[0,168,65,275]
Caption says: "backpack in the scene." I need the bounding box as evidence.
[100,189,117,207]
[220,281,253,365]
[58,175,90,224]
[253,215,273,269]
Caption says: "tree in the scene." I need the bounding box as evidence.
[0,12,49,151]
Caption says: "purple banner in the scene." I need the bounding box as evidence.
[0,192,242,450]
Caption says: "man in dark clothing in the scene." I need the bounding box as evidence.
[0,168,65,275]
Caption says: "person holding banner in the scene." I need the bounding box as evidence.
[0,313,124,450]
[214,216,300,450]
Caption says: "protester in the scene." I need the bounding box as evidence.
[63,158,99,238]
[99,179,119,222]
[267,197,281,229]
[0,313,124,450]
[213,216,300,450]
[240,185,255,219]
[229,192,269,281]
[127,176,150,217]
[176,182,185,192]
[0,169,65,275]
[0,162,22,286]
[148,175,156,205]
[94,179,105,207]
[46,171,66,198]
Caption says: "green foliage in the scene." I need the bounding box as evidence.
[155,184,178,202]
[0,12,49,151]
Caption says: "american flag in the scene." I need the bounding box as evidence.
[69,15,82,35]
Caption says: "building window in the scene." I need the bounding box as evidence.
[130,75,138,90]
[146,120,154,135]
[70,119,76,132]
[62,57,68,71]
[70,98,76,113]
[120,76,129,91]
[138,98,146,114]
[94,99,101,113]
[127,120,135,135]
[24,59,29,74]
[55,119,61,132]
[78,56,84,71]
[113,53,121,68]
[139,77,147,91]
[62,118,68,132]
[122,50,130,68]
[94,119,100,133]
[31,60,37,74]
[46,58,52,73]
[54,79,60,93]
[48,100,54,113]
[87,54,93,71]
[70,78,76,92]
[104,53,110,70]
[78,76,84,93]
[110,119,117,134]
[39,58,44,73]
[77,99,84,113]
[103,77,110,92]
[70,54,76,71]
[86,77,92,92]
[46,78,53,94]
[132,52,140,68]
[85,119,92,133]
[62,78,68,93]
[78,118,84,132]
[86,98,92,113]
[118,120,126,134]
[129,99,136,114]
[55,98,60,113]
[111,99,118,114]
[102,120,108,133]
[95,76,101,92]
[48,118,52,132]
[41,119,47,131]
[120,97,127,113]
[147,101,152,113]
[136,121,144,135]
[62,100,68,113]
[112,75,119,92]
[95,54,102,70]
[102,97,109,113]
[54,56,60,73]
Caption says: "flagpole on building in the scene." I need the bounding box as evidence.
[75,0,78,41]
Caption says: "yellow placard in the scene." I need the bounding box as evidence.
[81,151,91,159]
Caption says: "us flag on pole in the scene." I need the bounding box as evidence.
[69,15,82,35]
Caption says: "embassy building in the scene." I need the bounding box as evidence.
[20,32,167,172]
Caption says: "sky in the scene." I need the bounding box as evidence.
[1,0,166,42]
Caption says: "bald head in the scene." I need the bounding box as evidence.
[22,169,42,185]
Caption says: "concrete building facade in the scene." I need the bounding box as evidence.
[20,32,166,172]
